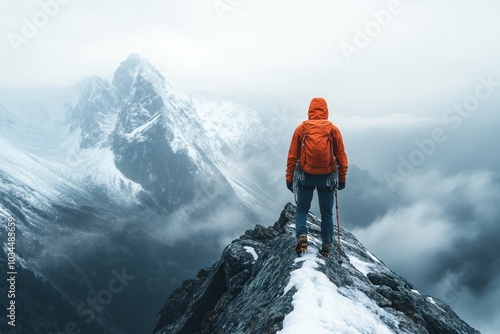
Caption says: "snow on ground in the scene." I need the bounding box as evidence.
[278,245,401,334]
[0,137,75,208]
[73,146,144,201]
[427,297,445,312]
[244,246,258,261]
[347,254,373,277]
[366,250,383,264]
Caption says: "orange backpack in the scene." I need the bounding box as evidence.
[299,120,336,174]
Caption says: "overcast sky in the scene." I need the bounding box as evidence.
[1,1,500,333]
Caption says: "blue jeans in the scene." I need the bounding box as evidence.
[295,180,334,245]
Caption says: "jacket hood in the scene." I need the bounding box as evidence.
[308,97,329,120]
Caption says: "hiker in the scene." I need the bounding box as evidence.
[286,97,348,257]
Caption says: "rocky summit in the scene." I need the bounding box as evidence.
[149,203,480,334]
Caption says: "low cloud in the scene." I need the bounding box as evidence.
[352,169,500,331]
[353,200,457,280]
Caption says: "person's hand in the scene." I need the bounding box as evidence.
[338,181,345,190]
[287,181,293,192]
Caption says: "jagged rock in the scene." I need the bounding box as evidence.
[273,205,291,232]
[367,272,414,292]
[241,224,280,240]
[150,203,480,334]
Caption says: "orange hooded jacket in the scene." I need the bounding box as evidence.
[286,97,348,183]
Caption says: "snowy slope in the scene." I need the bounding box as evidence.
[0,122,144,209]
[0,80,145,202]
[279,245,401,333]
[0,86,78,158]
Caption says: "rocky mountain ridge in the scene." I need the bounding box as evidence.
[150,203,480,334]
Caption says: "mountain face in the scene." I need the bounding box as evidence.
[69,76,117,149]
[111,56,210,208]
[149,203,480,334]
[0,54,277,334]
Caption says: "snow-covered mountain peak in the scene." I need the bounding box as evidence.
[113,53,170,102]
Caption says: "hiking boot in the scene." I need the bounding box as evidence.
[319,243,331,258]
[295,235,308,256]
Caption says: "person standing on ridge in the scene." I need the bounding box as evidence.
[286,97,348,257]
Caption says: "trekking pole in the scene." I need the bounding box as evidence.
[335,188,343,266]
